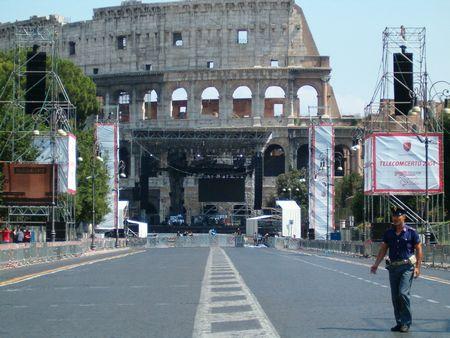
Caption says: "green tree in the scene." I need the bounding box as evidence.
[334,172,364,224]
[75,128,110,224]
[57,59,99,127]
[276,168,308,206]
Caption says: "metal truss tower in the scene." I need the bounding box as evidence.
[0,24,76,240]
[363,26,446,243]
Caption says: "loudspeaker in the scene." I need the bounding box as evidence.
[46,222,66,241]
[393,51,413,116]
[254,153,263,210]
[25,48,46,114]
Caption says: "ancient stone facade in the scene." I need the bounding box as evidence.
[0,0,361,225]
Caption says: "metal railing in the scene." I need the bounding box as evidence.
[0,238,127,268]
[145,233,241,248]
[268,238,450,268]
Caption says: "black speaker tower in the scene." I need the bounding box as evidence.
[25,45,47,115]
[393,46,413,116]
[254,152,263,210]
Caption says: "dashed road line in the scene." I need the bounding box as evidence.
[193,247,280,338]
[269,250,450,310]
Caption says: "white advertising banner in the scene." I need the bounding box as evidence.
[364,133,443,194]
[67,134,77,194]
[96,123,119,230]
[309,124,334,240]
[33,133,77,195]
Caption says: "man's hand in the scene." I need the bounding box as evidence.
[414,267,420,278]
[370,265,378,274]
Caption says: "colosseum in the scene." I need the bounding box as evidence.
[0,0,361,230]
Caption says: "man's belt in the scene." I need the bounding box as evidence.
[389,259,410,266]
[389,255,417,267]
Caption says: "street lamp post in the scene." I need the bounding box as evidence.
[91,160,96,250]
[319,148,331,241]
[422,80,450,245]
[116,160,126,248]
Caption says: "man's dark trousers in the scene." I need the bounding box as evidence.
[388,264,414,327]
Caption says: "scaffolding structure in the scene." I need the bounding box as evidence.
[362,27,446,242]
[0,25,76,240]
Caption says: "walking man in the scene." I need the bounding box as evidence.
[370,208,422,333]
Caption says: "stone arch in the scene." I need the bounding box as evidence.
[171,87,188,119]
[264,86,286,117]
[143,89,158,120]
[335,144,351,177]
[297,144,309,171]
[297,85,318,117]
[232,86,252,118]
[201,87,220,117]
[264,144,285,177]
[118,90,131,122]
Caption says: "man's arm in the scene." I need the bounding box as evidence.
[414,242,422,278]
[370,242,388,274]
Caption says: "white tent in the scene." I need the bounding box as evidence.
[118,201,128,229]
[245,215,272,236]
[276,200,301,238]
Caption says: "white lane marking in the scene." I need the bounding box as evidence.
[13,305,28,308]
[0,250,145,288]
[412,294,423,299]
[79,303,95,307]
[193,248,280,338]
[445,305,450,309]
[277,248,450,286]
[426,299,439,304]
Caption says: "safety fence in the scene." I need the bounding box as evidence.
[0,238,127,269]
[268,237,450,268]
[144,234,243,248]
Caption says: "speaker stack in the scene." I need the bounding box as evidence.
[25,46,47,115]
[393,46,413,116]
[253,152,263,210]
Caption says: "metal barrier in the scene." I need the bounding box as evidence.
[0,238,127,268]
[145,234,241,248]
[267,238,450,268]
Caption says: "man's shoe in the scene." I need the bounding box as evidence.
[391,325,401,332]
[399,325,410,333]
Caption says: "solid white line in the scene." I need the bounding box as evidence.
[0,250,145,288]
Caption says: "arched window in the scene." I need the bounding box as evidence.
[297,144,309,171]
[143,90,158,120]
[264,144,285,177]
[335,145,350,177]
[264,86,285,117]
[232,86,252,118]
[171,88,188,119]
[201,87,220,117]
[118,91,130,122]
[297,86,318,117]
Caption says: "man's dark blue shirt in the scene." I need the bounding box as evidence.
[383,225,420,261]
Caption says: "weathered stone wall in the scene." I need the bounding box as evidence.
[0,0,361,224]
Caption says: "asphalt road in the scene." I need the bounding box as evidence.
[1,247,449,338]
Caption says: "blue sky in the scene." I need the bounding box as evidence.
[0,0,448,116]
